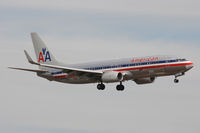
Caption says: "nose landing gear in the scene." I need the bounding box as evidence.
[174,78,179,83]
[174,72,185,83]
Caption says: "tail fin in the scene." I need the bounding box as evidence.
[31,32,59,65]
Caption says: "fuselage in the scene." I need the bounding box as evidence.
[39,55,194,84]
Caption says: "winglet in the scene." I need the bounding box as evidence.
[24,50,38,65]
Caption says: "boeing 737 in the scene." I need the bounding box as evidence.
[9,33,194,91]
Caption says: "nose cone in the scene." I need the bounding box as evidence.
[186,62,194,70]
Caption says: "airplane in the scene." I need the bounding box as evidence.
[9,32,194,91]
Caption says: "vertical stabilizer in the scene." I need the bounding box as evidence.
[31,32,59,65]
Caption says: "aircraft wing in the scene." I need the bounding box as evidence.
[8,65,102,77]
[24,50,103,76]
[39,63,103,74]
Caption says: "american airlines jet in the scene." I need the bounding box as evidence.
[9,33,194,91]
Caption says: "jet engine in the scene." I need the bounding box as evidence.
[134,77,155,84]
[101,71,123,83]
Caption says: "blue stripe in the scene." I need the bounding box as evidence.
[84,59,186,70]
[51,71,63,75]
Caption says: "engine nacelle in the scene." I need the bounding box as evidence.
[134,77,155,84]
[101,71,123,83]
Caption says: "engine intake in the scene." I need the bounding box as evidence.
[101,71,123,83]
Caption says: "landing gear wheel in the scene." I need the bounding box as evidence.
[97,83,105,90]
[116,85,124,91]
[174,79,179,83]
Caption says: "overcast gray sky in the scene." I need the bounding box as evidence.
[0,0,200,133]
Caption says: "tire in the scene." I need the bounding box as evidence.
[97,84,105,90]
[101,84,105,90]
[174,79,179,83]
[120,85,124,91]
[116,85,124,91]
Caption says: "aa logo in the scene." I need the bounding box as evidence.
[38,48,51,63]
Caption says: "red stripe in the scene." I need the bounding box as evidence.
[69,75,75,78]
[54,75,66,78]
[54,75,76,78]
[112,62,193,72]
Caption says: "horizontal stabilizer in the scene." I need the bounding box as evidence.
[8,67,47,73]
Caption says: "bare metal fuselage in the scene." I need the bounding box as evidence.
[37,56,193,84]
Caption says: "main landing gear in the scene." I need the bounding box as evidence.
[116,82,124,91]
[174,72,185,83]
[97,81,125,91]
[97,83,105,90]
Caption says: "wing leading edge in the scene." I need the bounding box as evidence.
[8,67,47,73]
